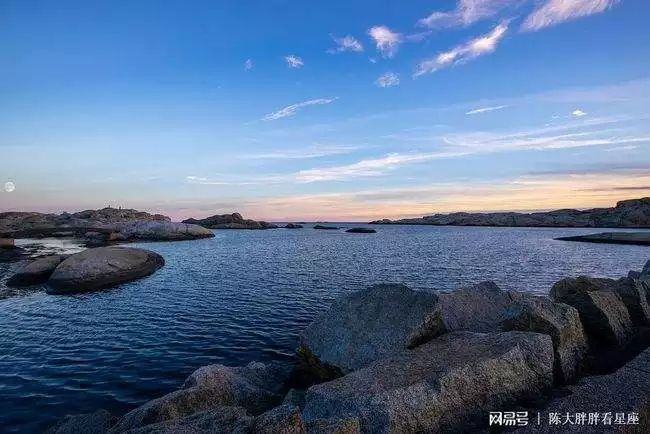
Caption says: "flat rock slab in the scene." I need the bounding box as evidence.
[6,255,66,287]
[299,284,440,373]
[556,232,650,246]
[436,281,512,332]
[302,331,554,433]
[47,247,164,294]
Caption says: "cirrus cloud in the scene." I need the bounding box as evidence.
[261,98,338,121]
[522,0,619,32]
[328,35,364,53]
[368,25,403,58]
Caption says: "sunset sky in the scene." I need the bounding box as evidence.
[1,0,649,221]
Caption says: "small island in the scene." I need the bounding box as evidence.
[557,232,650,246]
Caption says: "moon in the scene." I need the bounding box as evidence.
[4,181,15,193]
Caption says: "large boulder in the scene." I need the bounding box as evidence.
[47,247,164,294]
[299,284,440,373]
[550,277,634,347]
[111,362,290,432]
[306,418,361,434]
[116,406,252,434]
[46,410,117,434]
[501,294,588,383]
[110,221,214,241]
[6,255,66,287]
[251,405,305,434]
[302,331,554,433]
[612,277,650,325]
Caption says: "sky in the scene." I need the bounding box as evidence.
[1,0,649,221]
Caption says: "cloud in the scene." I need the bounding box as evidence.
[368,26,403,58]
[328,35,363,53]
[604,145,639,152]
[238,145,359,160]
[466,105,508,115]
[284,55,304,68]
[522,0,619,32]
[414,21,509,77]
[261,98,337,121]
[419,0,523,29]
[244,59,253,71]
[375,72,400,88]
[572,109,587,117]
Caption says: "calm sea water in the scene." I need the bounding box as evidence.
[1,224,649,432]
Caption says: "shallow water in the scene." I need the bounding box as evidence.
[1,225,649,432]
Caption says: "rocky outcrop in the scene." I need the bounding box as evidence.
[182,213,277,230]
[557,232,650,246]
[45,409,117,434]
[109,221,214,242]
[370,197,650,228]
[551,277,634,347]
[285,223,304,229]
[345,228,376,234]
[313,225,339,230]
[47,247,164,294]
[302,331,554,433]
[6,255,66,287]
[116,406,252,434]
[299,284,440,373]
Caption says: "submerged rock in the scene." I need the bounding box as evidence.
[299,284,440,373]
[313,225,339,230]
[47,247,164,294]
[46,409,117,434]
[344,228,376,234]
[551,277,634,348]
[6,255,66,287]
[302,331,554,433]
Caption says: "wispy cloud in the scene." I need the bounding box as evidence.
[284,55,304,68]
[328,35,363,53]
[419,0,523,29]
[604,145,639,152]
[244,58,253,71]
[238,145,359,160]
[572,109,587,117]
[368,26,402,58]
[261,98,337,121]
[466,105,508,115]
[522,0,619,32]
[414,21,509,77]
[375,72,400,88]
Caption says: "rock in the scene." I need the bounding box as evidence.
[313,225,339,230]
[517,349,650,433]
[0,237,15,248]
[110,221,214,241]
[182,213,277,230]
[285,223,304,229]
[344,228,376,234]
[46,409,117,434]
[182,362,291,415]
[117,406,252,434]
[47,247,164,294]
[299,284,440,373]
[642,260,650,276]
[306,418,361,434]
[550,277,634,347]
[283,389,307,409]
[556,232,650,246]
[6,255,66,287]
[251,405,305,434]
[501,294,588,383]
[302,331,554,433]
[0,245,28,263]
[612,277,650,325]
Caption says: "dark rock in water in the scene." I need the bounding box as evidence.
[46,409,116,434]
[47,247,164,294]
[111,362,289,432]
[550,277,634,348]
[6,255,66,287]
[501,293,588,383]
[182,213,277,230]
[0,245,28,263]
[306,418,361,434]
[313,225,339,230]
[299,284,440,373]
[556,232,650,246]
[302,331,554,433]
[118,406,252,434]
[284,223,304,229]
[516,348,650,433]
[345,228,376,234]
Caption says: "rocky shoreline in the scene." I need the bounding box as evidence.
[370,197,650,228]
[557,232,650,246]
[46,260,650,433]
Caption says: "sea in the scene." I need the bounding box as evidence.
[1,224,649,432]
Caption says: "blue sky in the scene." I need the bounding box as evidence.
[1,0,649,221]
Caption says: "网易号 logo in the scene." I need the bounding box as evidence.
[489,411,529,427]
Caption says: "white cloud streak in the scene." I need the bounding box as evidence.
[522,0,619,32]
[414,21,509,77]
[368,26,403,58]
[466,105,508,115]
[261,98,337,121]
[238,145,359,160]
[375,72,400,88]
[419,0,523,29]
[284,55,304,68]
[328,35,363,53]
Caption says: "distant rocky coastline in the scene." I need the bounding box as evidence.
[370,197,650,228]
[46,260,650,433]
[182,213,278,230]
